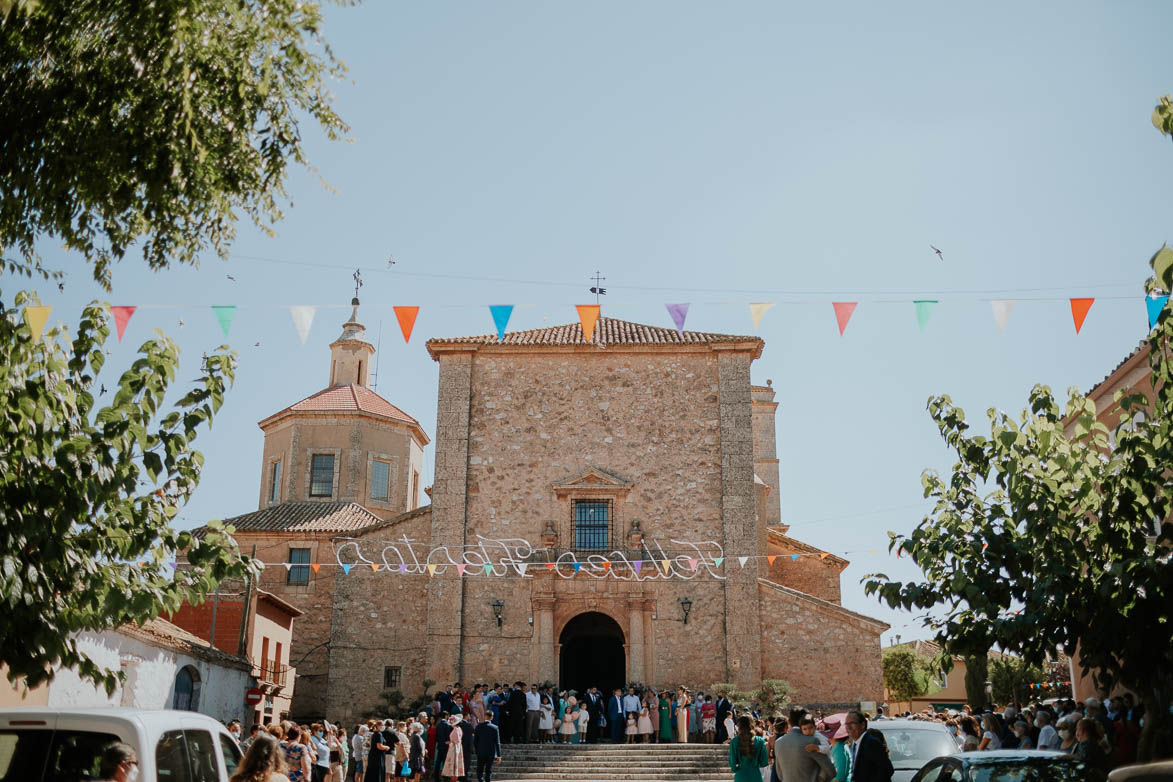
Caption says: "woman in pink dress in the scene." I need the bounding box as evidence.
[440,716,465,782]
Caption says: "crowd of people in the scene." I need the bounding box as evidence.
[220,681,1157,782]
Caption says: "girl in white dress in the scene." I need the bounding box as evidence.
[560,707,579,743]
[539,696,555,744]
[637,707,653,743]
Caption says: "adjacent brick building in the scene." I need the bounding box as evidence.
[216,304,887,723]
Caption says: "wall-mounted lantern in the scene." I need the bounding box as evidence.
[491,600,504,629]
[680,597,693,625]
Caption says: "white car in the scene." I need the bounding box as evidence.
[0,707,241,782]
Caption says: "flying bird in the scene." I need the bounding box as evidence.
[57,282,65,293]
[99,384,107,396]
[388,254,396,268]
[930,245,943,261]
[227,274,236,281]
[254,342,261,347]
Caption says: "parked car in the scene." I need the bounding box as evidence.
[909,749,1108,782]
[0,707,241,782]
[869,719,962,782]
[1108,760,1173,781]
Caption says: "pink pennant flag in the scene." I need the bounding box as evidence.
[665,303,689,336]
[688,558,699,572]
[111,306,136,342]
[832,302,857,335]
[456,564,467,576]
[1070,298,1094,334]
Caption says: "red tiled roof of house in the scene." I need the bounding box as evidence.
[221,502,386,534]
[117,617,250,669]
[426,317,763,358]
[261,384,419,426]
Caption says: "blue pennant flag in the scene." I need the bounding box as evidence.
[490,305,513,341]
[1147,295,1169,328]
[341,564,352,575]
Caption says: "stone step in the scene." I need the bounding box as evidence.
[501,760,727,768]
[495,775,734,781]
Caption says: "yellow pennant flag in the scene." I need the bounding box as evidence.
[749,302,775,329]
[660,559,670,571]
[24,306,51,342]
[427,563,438,576]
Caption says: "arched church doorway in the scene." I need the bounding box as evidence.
[559,612,625,695]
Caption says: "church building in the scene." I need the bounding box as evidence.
[218,301,887,725]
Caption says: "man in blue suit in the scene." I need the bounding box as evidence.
[607,688,624,743]
[473,715,502,782]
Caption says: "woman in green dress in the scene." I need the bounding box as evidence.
[728,715,768,782]
[658,691,673,742]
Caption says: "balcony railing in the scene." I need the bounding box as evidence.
[257,660,289,687]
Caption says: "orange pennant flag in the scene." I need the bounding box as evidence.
[545,562,556,571]
[601,561,611,571]
[767,555,777,566]
[1069,298,1094,334]
[311,563,321,574]
[369,563,380,572]
[576,304,601,343]
[832,302,857,335]
[394,306,419,343]
[819,552,830,561]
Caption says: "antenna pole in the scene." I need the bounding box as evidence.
[372,320,383,391]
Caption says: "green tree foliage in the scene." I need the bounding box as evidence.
[0,292,257,692]
[963,654,989,711]
[882,647,932,703]
[365,689,406,719]
[0,0,349,289]
[1155,95,1173,141]
[989,657,1043,707]
[712,679,792,718]
[865,254,1173,759]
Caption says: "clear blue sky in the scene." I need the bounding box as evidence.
[31,1,1173,642]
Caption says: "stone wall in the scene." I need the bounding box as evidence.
[758,581,885,705]
[763,538,843,604]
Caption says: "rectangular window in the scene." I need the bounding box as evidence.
[384,666,401,690]
[269,460,282,503]
[574,500,610,551]
[371,459,391,502]
[288,548,311,585]
[412,471,420,509]
[310,454,334,497]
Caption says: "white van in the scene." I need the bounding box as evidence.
[0,707,241,782]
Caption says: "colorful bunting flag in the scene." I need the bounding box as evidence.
[714,557,724,567]
[738,556,748,567]
[991,300,1015,335]
[573,562,582,573]
[111,306,136,342]
[311,563,321,574]
[341,564,352,575]
[688,558,699,572]
[484,563,494,575]
[832,302,857,335]
[767,555,777,566]
[516,563,528,576]
[665,303,689,336]
[24,306,51,342]
[456,564,467,576]
[282,563,292,571]
[1070,298,1094,334]
[660,560,670,571]
[633,561,642,573]
[370,563,380,572]
[489,305,513,341]
[427,563,438,576]
[546,562,556,571]
[601,561,611,571]
[399,563,408,573]
[394,306,419,343]
[819,552,830,561]
[1147,295,1169,328]
[791,554,800,562]
[577,304,601,343]
[212,305,236,337]
[913,300,937,332]
[290,306,316,344]
[749,302,775,329]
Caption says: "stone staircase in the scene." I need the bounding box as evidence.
[493,742,735,781]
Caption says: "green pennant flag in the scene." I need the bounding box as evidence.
[914,300,938,332]
[212,305,236,337]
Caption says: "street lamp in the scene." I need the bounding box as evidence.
[680,597,693,625]
[491,600,504,629]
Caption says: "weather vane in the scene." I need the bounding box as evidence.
[353,268,363,300]
[589,271,606,305]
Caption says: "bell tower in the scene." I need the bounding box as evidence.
[328,297,375,388]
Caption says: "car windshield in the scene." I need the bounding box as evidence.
[965,757,1103,782]
[874,726,958,767]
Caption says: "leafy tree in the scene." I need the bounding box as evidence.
[865,253,1173,760]
[0,0,349,289]
[1155,95,1173,141]
[365,688,406,719]
[989,656,1043,707]
[963,654,989,711]
[712,679,792,718]
[0,293,256,693]
[882,647,931,703]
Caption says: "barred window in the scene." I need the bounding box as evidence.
[574,500,610,551]
[288,548,311,585]
[384,666,401,690]
[310,454,334,497]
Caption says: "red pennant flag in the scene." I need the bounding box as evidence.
[311,563,321,574]
[767,555,777,566]
[545,562,556,571]
[394,306,419,343]
[832,302,857,335]
[1069,298,1094,334]
[111,306,136,342]
[576,305,601,343]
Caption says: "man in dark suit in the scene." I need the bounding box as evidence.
[506,682,527,744]
[607,688,624,743]
[585,688,603,744]
[844,711,894,782]
[433,712,452,782]
[458,715,475,782]
[473,715,502,782]
[715,692,732,743]
[774,710,835,782]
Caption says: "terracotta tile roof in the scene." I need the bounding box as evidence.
[426,317,763,356]
[260,384,420,427]
[220,502,385,534]
[117,617,250,669]
[1085,339,1148,400]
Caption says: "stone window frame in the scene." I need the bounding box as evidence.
[306,448,341,501]
[267,454,284,506]
[366,451,399,510]
[552,468,634,554]
[383,665,401,690]
[572,498,613,551]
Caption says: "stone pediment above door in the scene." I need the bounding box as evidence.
[552,467,633,497]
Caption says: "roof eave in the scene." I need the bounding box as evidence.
[426,340,764,362]
[257,408,430,446]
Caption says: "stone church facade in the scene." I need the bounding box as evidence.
[219,304,886,725]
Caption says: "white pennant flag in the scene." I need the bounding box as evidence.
[290,306,317,344]
[516,563,528,576]
[282,563,292,571]
[990,300,1015,335]
[738,556,749,567]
